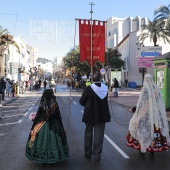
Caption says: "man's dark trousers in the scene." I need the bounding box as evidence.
[84,123,105,159]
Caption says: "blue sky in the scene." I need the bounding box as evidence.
[0,0,169,63]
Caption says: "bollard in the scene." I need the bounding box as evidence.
[0,94,2,107]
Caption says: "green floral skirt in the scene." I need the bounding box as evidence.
[25,121,70,163]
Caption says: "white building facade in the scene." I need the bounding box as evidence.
[106,16,170,86]
[6,36,38,81]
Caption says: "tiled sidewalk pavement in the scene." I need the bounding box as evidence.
[110,88,170,121]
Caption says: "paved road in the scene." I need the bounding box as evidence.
[0,85,170,170]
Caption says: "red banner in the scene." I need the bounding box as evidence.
[79,19,105,66]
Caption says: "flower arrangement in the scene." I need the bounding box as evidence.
[29,112,37,121]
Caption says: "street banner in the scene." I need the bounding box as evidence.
[79,19,105,66]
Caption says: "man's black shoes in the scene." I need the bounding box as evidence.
[84,154,91,159]
[95,157,101,161]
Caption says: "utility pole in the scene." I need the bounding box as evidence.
[89,1,95,82]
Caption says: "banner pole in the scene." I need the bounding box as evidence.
[90,2,95,82]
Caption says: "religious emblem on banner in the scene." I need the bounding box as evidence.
[79,19,106,66]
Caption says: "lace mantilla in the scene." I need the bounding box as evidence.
[129,74,170,152]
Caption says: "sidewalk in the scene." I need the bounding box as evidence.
[1,95,19,106]
[110,88,140,108]
[111,87,170,121]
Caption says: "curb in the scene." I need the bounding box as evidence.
[109,98,130,108]
[111,99,170,122]
[2,96,19,106]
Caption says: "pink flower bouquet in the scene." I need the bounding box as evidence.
[29,112,37,121]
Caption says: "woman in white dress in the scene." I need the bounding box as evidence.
[126,74,170,155]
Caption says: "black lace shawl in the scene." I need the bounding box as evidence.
[30,89,66,138]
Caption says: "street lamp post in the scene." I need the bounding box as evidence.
[90,2,95,82]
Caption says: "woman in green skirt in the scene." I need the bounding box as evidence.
[25,89,70,163]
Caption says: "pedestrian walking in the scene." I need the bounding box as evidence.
[126,74,170,155]
[125,79,128,87]
[79,73,111,161]
[38,79,41,89]
[25,89,70,163]
[112,78,119,97]
[10,80,15,97]
[85,79,91,87]
[6,79,11,98]
[43,80,47,89]
[0,76,6,101]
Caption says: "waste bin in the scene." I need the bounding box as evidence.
[128,82,132,87]
[131,82,137,88]
[128,82,136,88]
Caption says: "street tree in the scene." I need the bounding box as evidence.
[105,48,124,69]
[137,18,170,46]
[62,46,90,76]
[63,46,124,76]
[95,48,124,70]
[0,26,20,76]
[154,4,170,31]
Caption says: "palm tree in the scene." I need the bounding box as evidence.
[0,26,20,76]
[137,18,170,46]
[154,4,170,30]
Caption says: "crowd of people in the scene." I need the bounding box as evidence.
[25,73,170,165]
[0,77,43,102]
[1,73,169,164]
[66,79,87,89]
[0,76,17,101]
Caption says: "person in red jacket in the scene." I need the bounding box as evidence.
[79,73,111,161]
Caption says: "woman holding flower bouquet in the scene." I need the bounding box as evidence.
[25,89,70,163]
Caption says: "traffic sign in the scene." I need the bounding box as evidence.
[136,46,162,58]
[137,63,154,68]
[141,52,160,57]
[137,46,162,52]
[137,57,153,62]
[100,68,106,74]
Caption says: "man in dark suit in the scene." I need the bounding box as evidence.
[79,73,111,161]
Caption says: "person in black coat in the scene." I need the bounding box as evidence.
[0,76,6,101]
[113,78,119,97]
[79,73,111,161]
[43,80,47,89]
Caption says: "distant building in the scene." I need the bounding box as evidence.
[36,57,54,80]
[106,16,170,86]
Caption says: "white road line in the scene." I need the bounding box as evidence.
[11,101,33,103]
[3,114,24,118]
[104,134,130,159]
[80,109,129,158]
[0,133,6,136]
[18,119,22,123]
[5,121,19,125]
[69,96,72,99]
[0,119,23,126]
[24,107,33,116]
[24,112,29,116]
[73,101,77,105]
[0,109,27,112]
